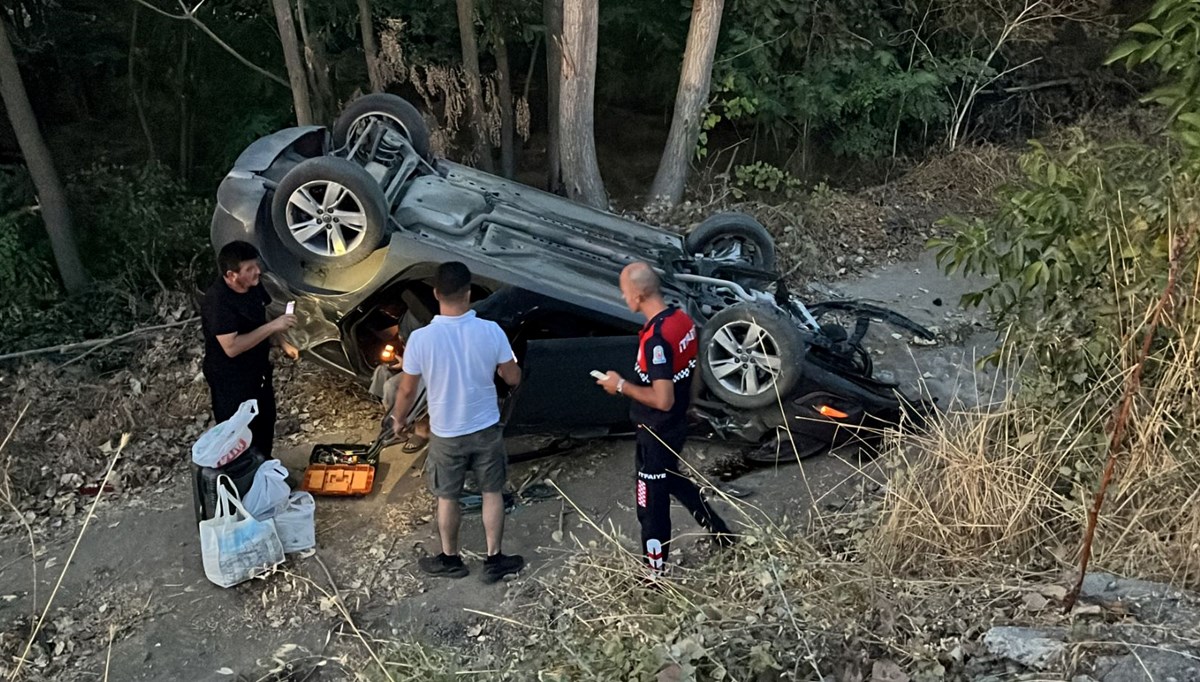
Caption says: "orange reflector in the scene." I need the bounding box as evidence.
[817,404,849,419]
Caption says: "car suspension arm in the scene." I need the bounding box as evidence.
[806,300,936,341]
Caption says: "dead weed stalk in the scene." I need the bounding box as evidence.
[871,248,1200,592]
[7,432,129,682]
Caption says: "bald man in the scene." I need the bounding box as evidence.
[596,261,734,576]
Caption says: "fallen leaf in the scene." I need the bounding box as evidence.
[215,667,235,675]
[1023,593,1049,612]
[1039,585,1068,601]
[871,659,909,682]
[657,663,684,682]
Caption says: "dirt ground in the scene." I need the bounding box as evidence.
[0,254,998,681]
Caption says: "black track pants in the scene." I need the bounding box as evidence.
[206,371,277,458]
[634,423,730,570]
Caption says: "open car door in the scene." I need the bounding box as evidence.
[502,336,639,435]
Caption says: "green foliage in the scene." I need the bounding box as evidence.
[0,162,211,350]
[1106,0,1200,157]
[930,133,1181,382]
[931,0,1200,388]
[0,167,58,311]
[66,163,211,291]
[712,0,985,161]
[732,161,801,197]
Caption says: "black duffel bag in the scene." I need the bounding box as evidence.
[191,447,268,523]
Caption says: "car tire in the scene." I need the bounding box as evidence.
[271,156,387,268]
[699,303,804,410]
[686,212,778,274]
[332,94,432,160]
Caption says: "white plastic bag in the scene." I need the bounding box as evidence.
[199,475,284,588]
[192,399,258,468]
[244,459,290,520]
[274,492,316,553]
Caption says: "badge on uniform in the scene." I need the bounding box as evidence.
[652,346,666,365]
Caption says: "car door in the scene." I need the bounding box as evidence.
[501,336,639,435]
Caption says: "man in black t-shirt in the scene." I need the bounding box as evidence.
[200,241,297,457]
[595,261,733,575]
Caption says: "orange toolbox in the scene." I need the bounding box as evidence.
[301,438,384,497]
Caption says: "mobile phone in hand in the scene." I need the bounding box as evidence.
[285,301,295,315]
[589,370,607,380]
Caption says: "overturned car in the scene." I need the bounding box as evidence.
[211,94,931,455]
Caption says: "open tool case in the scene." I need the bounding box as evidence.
[301,435,386,496]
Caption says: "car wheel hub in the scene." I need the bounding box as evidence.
[284,180,369,257]
[708,320,783,397]
[348,112,412,146]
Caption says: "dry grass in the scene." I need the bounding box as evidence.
[870,289,1200,589]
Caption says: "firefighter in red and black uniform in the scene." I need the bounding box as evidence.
[596,261,734,574]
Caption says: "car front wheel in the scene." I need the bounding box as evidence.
[271,157,387,268]
[699,303,803,409]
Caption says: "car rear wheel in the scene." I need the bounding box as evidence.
[271,157,387,268]
[332,94,432,161]
[700,303,804,409]
[686,212,778,274]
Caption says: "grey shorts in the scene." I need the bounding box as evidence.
[426,423,507,498]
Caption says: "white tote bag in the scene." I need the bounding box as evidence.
[243,459,290,520]
[199,475,284,588]
[192,399,258,468]
[274,492,316,553]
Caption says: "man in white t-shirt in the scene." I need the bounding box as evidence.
[391,262,524,583]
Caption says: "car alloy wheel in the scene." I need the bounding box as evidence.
[345,112,411,146]
[707,319,784,397]
[284,180,371,258]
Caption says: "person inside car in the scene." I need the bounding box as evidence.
[368,303,431,452]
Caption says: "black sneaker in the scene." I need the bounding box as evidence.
[418,553,468,578]
[481,553,525,584]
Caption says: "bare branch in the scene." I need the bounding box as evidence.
[128,0,288,87]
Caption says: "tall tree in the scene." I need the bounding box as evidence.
[646,0,725,209]
[356,0,383,92]
[0,14,89,293]
[269,0,314,126]
[558,0,606,208]
[456,0,494,171]
[543,0,563,192]
[495,32,516,179]
[295,0,334,123]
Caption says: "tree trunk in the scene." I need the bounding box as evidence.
[646,0,725,209]
[496,34,515,179]
[356,0,383,92]
[543,0,563,192]
[269,0,313,126]
[296,0,334,124]
[179,31,190,182]
[128,5,156,162]
[456,0,494,172]
[558,0,606,208]
[0,16,89,293]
